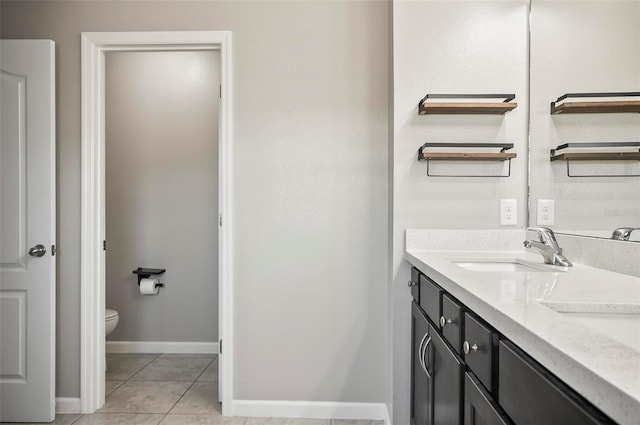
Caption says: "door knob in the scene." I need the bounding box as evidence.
[29,244,47,257]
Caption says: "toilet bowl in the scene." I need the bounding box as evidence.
[105,309,119,337]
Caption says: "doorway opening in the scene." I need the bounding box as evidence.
[80,32,233,415]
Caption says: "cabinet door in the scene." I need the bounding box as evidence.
[411,302,433,425]
[430,323,464,425]
[464,372,513,425]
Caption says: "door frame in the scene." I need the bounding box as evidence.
[80,31,233,414]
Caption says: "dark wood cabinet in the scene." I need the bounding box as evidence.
[411,301,464,425]
[499,340,615,425]
[410,267,421,301]
[411,302,433,425]
[410,267,616,425]
[464,372,512,425]
[441,294,464,355]
[419,274,442,325]
[463,312,498,394]
[430,322,464,425]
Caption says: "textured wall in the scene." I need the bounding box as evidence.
[105,50,219,343]
[392,2,530,424]
[1,0,390,403]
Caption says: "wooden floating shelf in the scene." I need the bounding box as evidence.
[418,94,517,115]
[549,142,640,177]
[550,152,640,161]
[420,152,517,161]
[551,100,640,114]
[417,142,516,177]
[550,92,640,114]
[419,102,517,115]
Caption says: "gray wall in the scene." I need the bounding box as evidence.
[392,1,530,424]
[1,0,390,403]
[105,50,219,343]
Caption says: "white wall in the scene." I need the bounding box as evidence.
[529,0,640,232]
[1,0,390,405]
[392,1,530,423]
[105,50,219,343]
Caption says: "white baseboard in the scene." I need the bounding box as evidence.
[106,341,218,354]
[232,400,388,421]
[56,397,81,414]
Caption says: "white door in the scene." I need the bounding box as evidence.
[0,39,56,423]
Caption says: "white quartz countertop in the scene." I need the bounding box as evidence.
[404,229,640,425]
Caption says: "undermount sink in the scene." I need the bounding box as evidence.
[450,258,563,273]
[541,302,640,352]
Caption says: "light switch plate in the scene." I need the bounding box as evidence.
[537,199,555,225]
[500,199,517,226]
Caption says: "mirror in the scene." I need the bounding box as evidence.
[529,0,640,242]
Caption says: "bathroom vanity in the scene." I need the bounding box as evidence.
[405,229,640,425]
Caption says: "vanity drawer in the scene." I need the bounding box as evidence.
[463,312,498,393]
[441,293,464,355]
[419,274,442,326]
[499,339,615,425]
[410,267,421,302]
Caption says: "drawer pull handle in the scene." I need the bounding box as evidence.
[408,280,417,288]
[439,316,452,327]
[463,341,478,354]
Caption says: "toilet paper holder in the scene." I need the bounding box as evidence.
[132,267,165,287]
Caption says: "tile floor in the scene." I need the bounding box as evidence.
[4,354,383,425]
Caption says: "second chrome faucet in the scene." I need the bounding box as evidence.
[524,227,572,267]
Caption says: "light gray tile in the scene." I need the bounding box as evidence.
[2,414,83,425]
[160,353,217,359]
[197,358,218,382]
[106,355,157,381]
[98,381,191,413]
[105,380,125,396]
[132,357,212,381]
[74,413,164,424]
[331,421,384,425]
[169,382,221,415]
[160,415,246,425]
[107,353,160,357]
[245,419,329,425]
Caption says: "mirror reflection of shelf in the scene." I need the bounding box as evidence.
[550,92,640,114]
[549,142,640,177]
[418,142,516,177]
[418,94,517,115]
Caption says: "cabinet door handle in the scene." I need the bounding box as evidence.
[417,332,429,371]
[463,341,479,354]
[439,316,452,328]
[421,336,432,378]
[408,280,416,287]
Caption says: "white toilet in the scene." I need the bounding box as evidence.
[105,309,119,337]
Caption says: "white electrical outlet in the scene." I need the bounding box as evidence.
[500,199,517,226]
[537,199,555,225]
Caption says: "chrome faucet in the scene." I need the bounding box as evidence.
[611,227,640,241]
[524,227,572,267]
